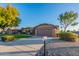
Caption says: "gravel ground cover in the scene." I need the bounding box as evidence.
[36,39,79,56]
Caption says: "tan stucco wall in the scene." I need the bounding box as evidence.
[34,25,59,37]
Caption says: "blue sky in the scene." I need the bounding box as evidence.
[0,3,79,30]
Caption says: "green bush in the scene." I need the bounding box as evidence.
[13,34,31,38]
[59,32,78,42]
[1,35,15,42]
[0,34,31,39]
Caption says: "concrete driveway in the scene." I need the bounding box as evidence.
[0,37,44,56]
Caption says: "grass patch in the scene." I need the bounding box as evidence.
[0,34,32,39]
[13,34,31,38]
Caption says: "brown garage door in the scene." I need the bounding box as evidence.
[37,29,52,37]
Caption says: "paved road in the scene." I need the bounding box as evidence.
[0,38,45,56]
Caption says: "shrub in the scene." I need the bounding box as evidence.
[59,32,78,42]
[14,34,31,38]
[1,35,15,42]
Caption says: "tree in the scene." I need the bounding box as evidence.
[58,11,78,32]
[0,6,6,29]
[0,4,21,30]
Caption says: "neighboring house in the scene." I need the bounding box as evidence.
[32,23,59,37]
[5,28,32,34]
[21,28,29,34]
[21,27,33,34]
[11,29,21,34]
[6,28,21,34]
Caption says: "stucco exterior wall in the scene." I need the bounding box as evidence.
[33,24,59,37]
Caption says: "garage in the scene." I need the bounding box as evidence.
[32,23,59,37]
[37,29,52,37]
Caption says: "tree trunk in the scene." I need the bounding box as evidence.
[64,26,67,32]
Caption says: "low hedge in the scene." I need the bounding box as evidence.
[13,34,31,38]
[1,34,31,42]
[0,34,31,38]
[1,35,15,42]
[59,32,78,42]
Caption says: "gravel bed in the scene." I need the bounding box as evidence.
[36,46,79,56]
[47,46,79,56]
[36,39,79,56]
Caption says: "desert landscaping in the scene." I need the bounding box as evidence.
[0,3,79,56]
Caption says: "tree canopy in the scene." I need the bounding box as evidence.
[58,11,78,31]
[0,4,21,29]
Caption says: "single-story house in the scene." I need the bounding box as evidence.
[32,23,60,37]
[6,28,21,34]
[21,28,30,34]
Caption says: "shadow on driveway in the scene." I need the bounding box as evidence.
[0,39,44,46]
